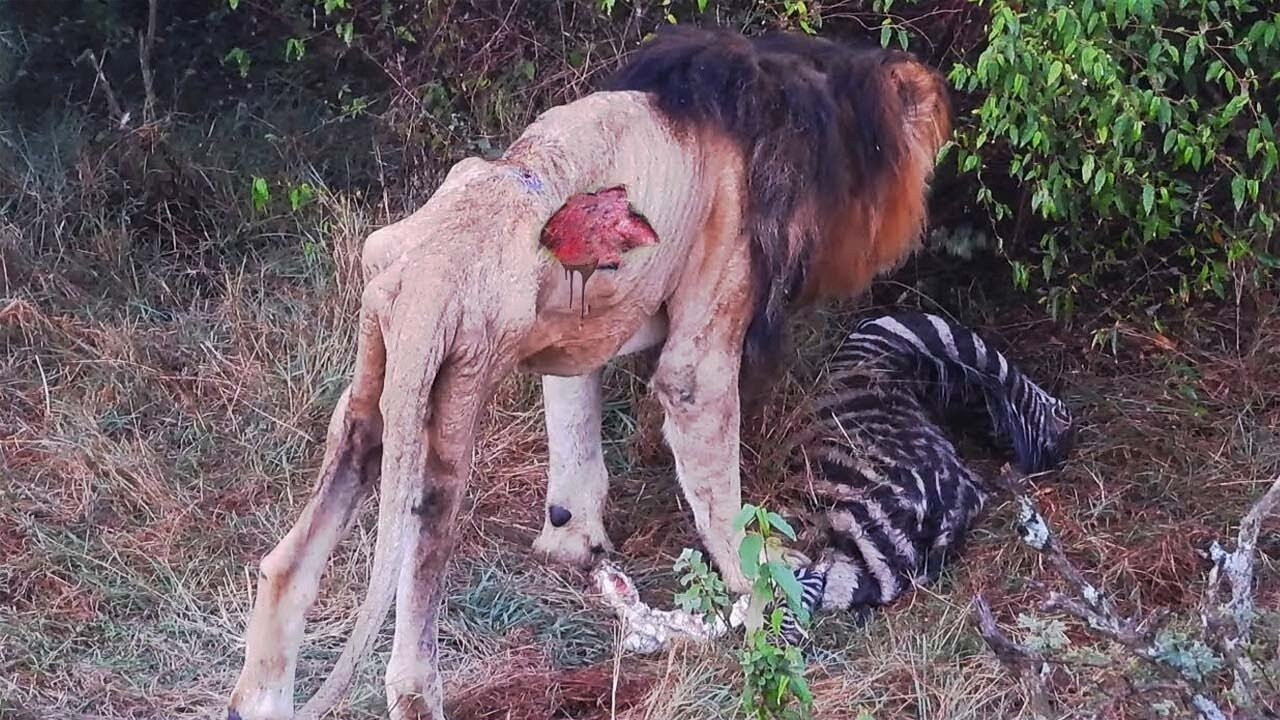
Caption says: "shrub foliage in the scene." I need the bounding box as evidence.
[3,0,1277,317]
[943,0,1280,320]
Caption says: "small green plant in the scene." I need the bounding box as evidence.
[778,1,819,34]
[673,548,731,624]
[288,183,316,212]
[222,47,251,78]
[250,177,270,214]
[284,37,305,62]
[740,626,812,720]
[336,84,370,120]
[734,504,812,720]
[335,20,355,46]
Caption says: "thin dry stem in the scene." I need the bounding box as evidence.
[972,594,1055,720]
[76,49,126,124]
[138,0,159,123]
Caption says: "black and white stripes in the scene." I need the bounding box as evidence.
[777,312,1073,642]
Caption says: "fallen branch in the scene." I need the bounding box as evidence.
[979,464,1280,720]
[972,594,1056,720]
[1202,475,1280,707]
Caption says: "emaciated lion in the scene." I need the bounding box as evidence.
[227,26,951,720]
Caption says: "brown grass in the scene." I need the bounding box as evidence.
[7,204,1277,718]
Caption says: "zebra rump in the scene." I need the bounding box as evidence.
[776,312,1073,643]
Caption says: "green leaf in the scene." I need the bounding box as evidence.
[1081,155,1095,184]
[1047,60,1063,86]
[337,21,354,45]
[733,505,758,532]
[289,183,315,212]
[1231,175,1247,210]
[223,47,250,78]
[765,512,797,541]
[227,0,239,9]
[1221,93,1249,125]
[738,534,763,578]
[251,176,270,213]
[673,588,701,613]
[767,562,806,618]
[1183,37,1199,72]
[285,37,306,62]
[880,23,892,48]
[1142,184,1155,215]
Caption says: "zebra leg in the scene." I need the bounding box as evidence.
[777,566,828,645]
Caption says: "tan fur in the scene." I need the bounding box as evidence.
[228,76,947,720]
[229,94,753,720]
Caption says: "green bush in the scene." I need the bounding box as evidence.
[944,0,1280,321]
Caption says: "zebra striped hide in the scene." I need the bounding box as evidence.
[776,312,1074,643]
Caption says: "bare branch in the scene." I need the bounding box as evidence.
[76,49,126,125]
[138,0,159,123]
[988,463,1231,720]
[972,594,1056,720]
[1200,474,1280,707]
[1221,475,1280,644]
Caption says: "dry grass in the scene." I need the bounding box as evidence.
[4,95,1279,720]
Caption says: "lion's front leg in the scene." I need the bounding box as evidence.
[533,370,614,565]
[652,325,751,595]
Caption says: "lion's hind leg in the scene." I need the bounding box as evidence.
[228,312,385,720]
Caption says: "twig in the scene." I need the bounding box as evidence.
[972,594,1056,720]
[1202,474,1280,706]
[1220,474,1280,644]
[137,0,159,123]
[76,49,126,125]
[990,464,1232,720]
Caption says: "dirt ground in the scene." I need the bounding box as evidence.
[4,184,1279,720]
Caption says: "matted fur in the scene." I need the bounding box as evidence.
[608,27,952,373]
